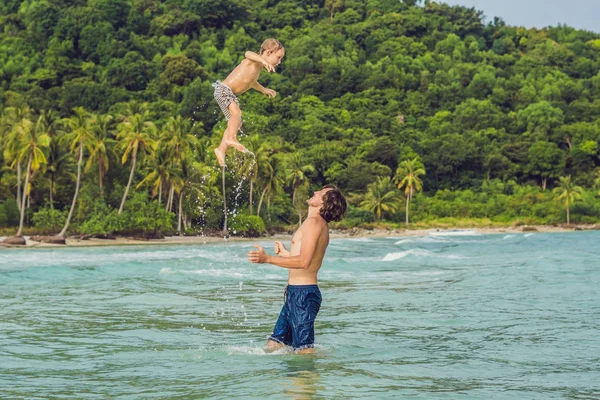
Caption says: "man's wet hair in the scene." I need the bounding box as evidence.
[320,185,347,223]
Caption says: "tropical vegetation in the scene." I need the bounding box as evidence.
[1,0,600,240]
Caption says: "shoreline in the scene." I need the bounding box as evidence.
[1,224,598,249]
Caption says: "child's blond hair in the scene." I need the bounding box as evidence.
[259,38,284,55]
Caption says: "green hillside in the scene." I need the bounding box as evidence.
[1,0,600,236]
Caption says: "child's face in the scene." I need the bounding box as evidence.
[264,48,285,68]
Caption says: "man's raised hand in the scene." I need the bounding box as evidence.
[248,245,268,264]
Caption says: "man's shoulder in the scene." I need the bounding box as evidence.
[304,216,328,230]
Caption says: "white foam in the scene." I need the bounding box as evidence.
[524,233,535,237]
[0,247,247,270]
[503,235,516,240]
[346,237,375,242]
[395,236,449,245]
[224,345,290,356]
[382,249,464,261]
[429,230,480,237]
[382,249,434,261]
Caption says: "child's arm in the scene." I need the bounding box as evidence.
[252,81,276,98]
[245,51,275,72]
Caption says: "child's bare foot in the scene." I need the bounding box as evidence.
[225,139,247,153]
[214,148,225,167]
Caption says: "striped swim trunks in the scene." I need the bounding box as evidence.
[212,80,239,121]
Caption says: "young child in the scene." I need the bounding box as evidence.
[212,38,285,167]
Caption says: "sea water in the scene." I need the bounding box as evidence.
[1,231,599,399]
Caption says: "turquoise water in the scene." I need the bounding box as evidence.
[1,231,599,399]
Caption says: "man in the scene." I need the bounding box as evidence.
[247,185,347,354]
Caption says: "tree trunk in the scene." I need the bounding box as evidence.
[257,186,267,217]
[165,184,171,211]
[292,187,302,225]
[566,204,570,225]
[99,161,104,193]
[249,179,253,215]
[59,144,84,237]
[49,173,54,209]
[16,157,32,237]
[177,192,183,233]
[166,185,174,212]
[222,166,228,235]
[119,150,137,214]
[406,196,410,225]
[16,162,22,212]
[158,182,162,205]
[542,177,547,191]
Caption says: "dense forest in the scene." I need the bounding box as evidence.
[1,0,600,239]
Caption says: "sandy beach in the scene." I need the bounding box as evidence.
[1,224,597,249]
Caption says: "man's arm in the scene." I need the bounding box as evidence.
[248,219,321,269]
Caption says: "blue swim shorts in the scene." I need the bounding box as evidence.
[268,285,322,350]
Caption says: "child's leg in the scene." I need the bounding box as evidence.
[214,102,245,167]
[223,102,246,152]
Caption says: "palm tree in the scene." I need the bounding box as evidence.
[256,163,274,218]
[159,115,198,210]
[258,154,286,222]
[285,151,315,225]
[256,154,275,218]
[137,146,182,205]
[38,110,63,208]
[360,176,401,221]
[14,115,51,236]
[552,175,583,225]
[2,106,33,211]
[116,111,157,214]
[86,114,116,193]
[59,107,95,237]
[160,116,198,163]
[117,100,150,122]
[394,157,425,225]
[174,160,211,233]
